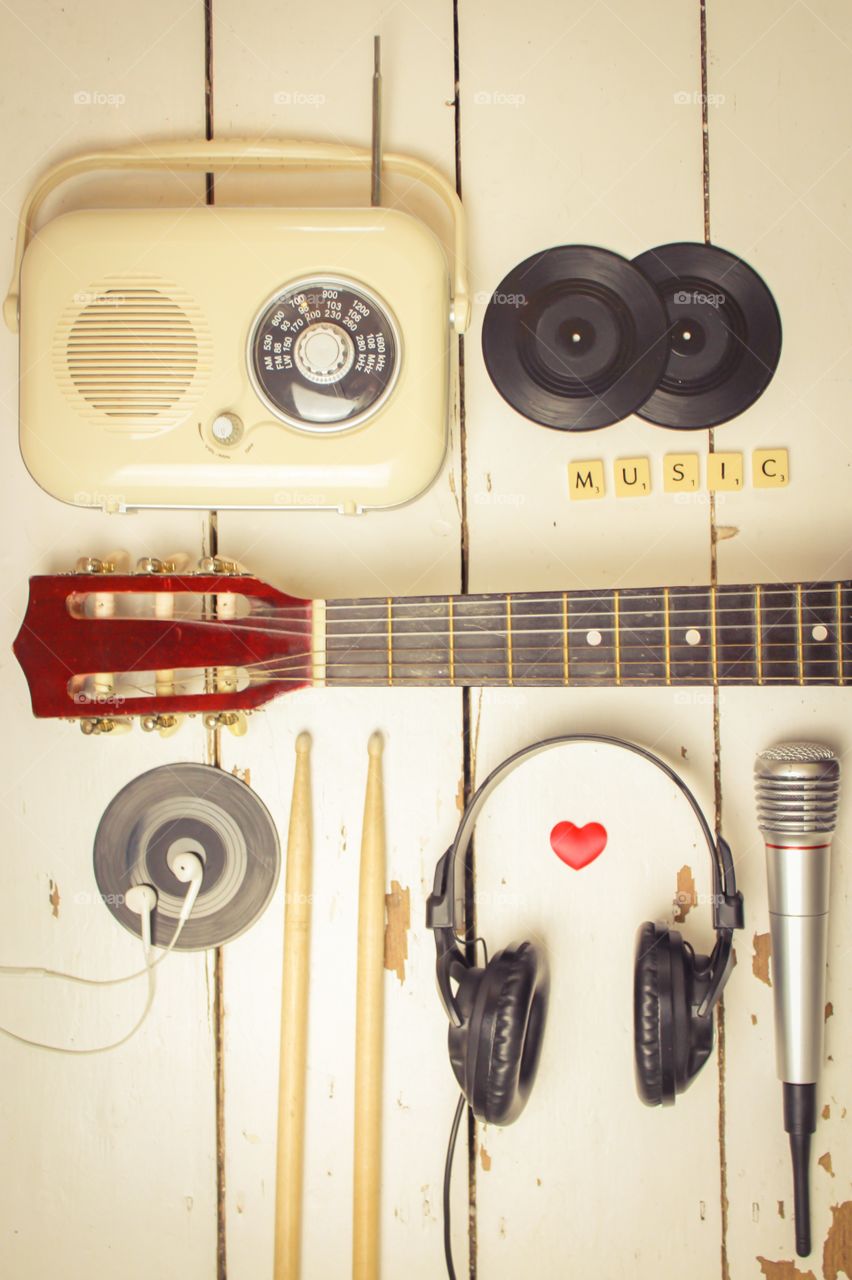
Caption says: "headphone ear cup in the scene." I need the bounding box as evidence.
[634,922,716,1106]
[634,921,671,1107]
[464,940,549,1126]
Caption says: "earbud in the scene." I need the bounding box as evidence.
[171,851,204,885]
[125,884,157,954]
[125,884,158,914]
[171,851,204,924]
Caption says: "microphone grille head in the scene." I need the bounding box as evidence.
[755,742,840,835]
[758,742,836,764]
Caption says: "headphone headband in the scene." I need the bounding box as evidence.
[427,734,743,1021]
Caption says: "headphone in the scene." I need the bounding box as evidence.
[426,735,744,1122]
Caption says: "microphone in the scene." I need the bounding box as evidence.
[754,742,840,1258]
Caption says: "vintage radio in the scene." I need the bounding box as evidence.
[4,140,469,513]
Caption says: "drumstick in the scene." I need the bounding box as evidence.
[353,732,386,1280]
[274,732,313,1280]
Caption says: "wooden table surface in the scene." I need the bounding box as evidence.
[0,3,850,1277]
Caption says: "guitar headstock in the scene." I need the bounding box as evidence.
[13,555,313,734]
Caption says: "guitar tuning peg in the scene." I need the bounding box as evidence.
[136,553,193,574]
[75,556,106,574]
[203,711,249,737]
[103,550,131,573]
[79,717,133,736]
[75,552,130,574]
[139,713,184,738]
[197,556,242,575]
[136,556,165,573]
[163,552,191,573]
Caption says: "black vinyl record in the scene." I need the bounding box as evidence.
[631,242,782,429]
[481,246,670,430]
[94,764,280,951]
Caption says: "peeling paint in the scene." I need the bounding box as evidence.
[716,525,739,541]
[480,1147,491,1172]
[823,1105,831,1121]
[700,1201,706,1221]
[230,765,250,786]
[485,473,492,493]
[826,1001,834,1021]
[340,825,347,854]
[778,1201,785,1219]
[384,881,410,983]
[242,1130,260,1145]
[48,879,60,919]
[823,1201,852,1280]
[673,864,697,924]
[753,1202,760,1222]
[756,1258,816,1280]
[819,1153,835,1177]
[498,1218,507,1239]
[751,1014,758,1026]
[753,932,772,986]
[456,775,465,814]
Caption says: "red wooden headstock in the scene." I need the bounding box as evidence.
[13,562,313,725]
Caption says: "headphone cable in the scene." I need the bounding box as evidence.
[443,1092,466,1280]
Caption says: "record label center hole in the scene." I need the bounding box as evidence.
[812,624,828,642]
[587,629,602,646]
[686,628,701,646]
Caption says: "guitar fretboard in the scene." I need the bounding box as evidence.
[322,582,851,687]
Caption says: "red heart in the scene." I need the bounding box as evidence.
[550,821,607,870]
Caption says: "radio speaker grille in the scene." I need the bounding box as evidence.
[53,277,211,428]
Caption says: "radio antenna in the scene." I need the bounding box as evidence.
[371,35,382,206]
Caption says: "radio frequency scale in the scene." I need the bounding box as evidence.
[5,139,469,513]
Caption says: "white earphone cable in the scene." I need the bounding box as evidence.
[0,880,199,1054]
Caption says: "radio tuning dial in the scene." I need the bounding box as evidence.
[248,277,400,433]
[294,323,354,385]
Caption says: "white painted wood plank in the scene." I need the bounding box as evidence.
[707,0,852,588]
[457,1,724,1275]
[718,689,852,1280]
[219,688,466,1279]
[459,0,709,596]
[209,4,466,1276]
[466,689,723,1278]
[212,0,462,602]
[0,3,218,1277]
[708,3,852,1276]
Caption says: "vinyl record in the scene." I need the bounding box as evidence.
[481,246,670,430]
[94,764,280,951]
[631,242,782,429]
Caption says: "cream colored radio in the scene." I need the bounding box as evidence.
[5,140,469,513]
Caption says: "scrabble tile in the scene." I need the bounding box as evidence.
[568,459,605,500]
[663,453,700,492]
[707,452,743,491]
[614,457,651,497]
[752,448,789,488]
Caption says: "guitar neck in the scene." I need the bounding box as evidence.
[319,582,851,688]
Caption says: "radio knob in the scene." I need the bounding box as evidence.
[211,412,243,446]
[294,323,355,385]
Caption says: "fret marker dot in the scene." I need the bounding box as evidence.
[813,624,828,642]
[587,629,602,647]
[685,628,701,647]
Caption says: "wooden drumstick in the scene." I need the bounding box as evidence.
[274,732,313,1280]
[353,732,386,1280]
